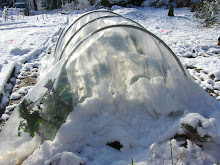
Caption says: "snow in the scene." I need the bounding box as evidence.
[178,113,216,137]
[21,71,219,165]
[1,114,9,121]
[5,104,18,112]
[0,6,220,165]
[0,8,71,95]
[45,152,87,165]
[9,92,21,100]
[0,61,16,96]
[18,86,33,95]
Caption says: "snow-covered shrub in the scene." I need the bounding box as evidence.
[177,113,216,146]
[195,0,220,26]
[150,139,203,164]
[142,0,200,8]
[149,113,216,164]
[88,0,96,6]
[167,139,203,164]
[62,0,91,11]
[98,0,112,7]
[142,0,169,8]
[141,0,155,7]
[98,0,144,7]
[175,0,200,8]
[176,0,191,8]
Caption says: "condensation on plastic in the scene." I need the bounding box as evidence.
[63,25,190,101]
[28,10,192,103]
[0,10,194,155]
[23,7,194,107]
[53,10,146,63]
[57,16,144,63]
[29,24,190,102]
[54,10,120,62]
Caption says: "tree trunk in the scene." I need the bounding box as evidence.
[52,0,57,9]
[33,0,38,10]
[168,5,174,16]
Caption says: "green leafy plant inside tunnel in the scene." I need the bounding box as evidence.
[18,78,74,141]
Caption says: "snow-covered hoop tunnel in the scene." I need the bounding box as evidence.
[0,9,200,164]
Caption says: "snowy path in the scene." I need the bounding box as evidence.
[0,15,64,62]
[0,13,70,107]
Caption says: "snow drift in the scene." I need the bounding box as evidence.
[0,9,220,165]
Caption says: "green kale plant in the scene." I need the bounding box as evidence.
[18,73,74,141]
[18,99,42,137]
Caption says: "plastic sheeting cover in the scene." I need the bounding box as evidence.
[0,10,192,146]
[14,23,191,141]
[53,10,144,63]
[54,10,120,62]
[64,25,189,100]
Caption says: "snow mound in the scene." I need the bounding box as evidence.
[10,48,30,56]
[22,74,220,164]
[10,93,21,100]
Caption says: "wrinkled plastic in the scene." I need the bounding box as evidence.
[53,10,144,63]
[5,10,191,142]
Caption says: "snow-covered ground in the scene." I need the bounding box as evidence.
[0,9,75,108]
[0,6,220,165]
